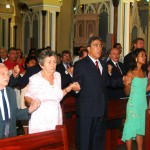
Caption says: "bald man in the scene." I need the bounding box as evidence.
[107,48,126,100]
[0,64,39,138]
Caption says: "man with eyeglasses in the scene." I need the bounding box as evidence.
[73,36,125,150]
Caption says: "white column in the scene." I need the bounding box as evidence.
[123,1,130,56]
[117,0,124,61]
[109,0,114,34]
[5,18,9,49]
[117,0,123,44]
[45,11,50,47]
[51,11,56,51]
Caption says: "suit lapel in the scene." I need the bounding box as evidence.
[86,56,102,76]
[6,87,12,119]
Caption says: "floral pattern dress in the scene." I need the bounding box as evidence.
[122,77,148,141]
[25,71,63,134]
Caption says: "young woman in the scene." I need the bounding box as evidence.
[122,48,150,150]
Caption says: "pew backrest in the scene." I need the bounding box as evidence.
[0,125,68,150]
[107,99,127,120]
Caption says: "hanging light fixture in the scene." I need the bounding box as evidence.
[6,0,11,9]
[58,0,63,4]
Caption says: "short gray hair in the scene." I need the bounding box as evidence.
[38,50,56,66]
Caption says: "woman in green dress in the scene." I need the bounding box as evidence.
[122,48,150,150]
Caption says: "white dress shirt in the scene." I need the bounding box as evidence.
[88,55,103,74]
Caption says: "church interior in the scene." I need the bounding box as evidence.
[0,0,150,150]
[0,0,149,59]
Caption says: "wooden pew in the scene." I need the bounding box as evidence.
[105,99,127,150]
[61,96,76,149]
[144,109,150,150]
[0,125,68,150]
[62,95,128,150]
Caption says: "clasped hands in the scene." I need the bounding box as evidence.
[66,82,81,92]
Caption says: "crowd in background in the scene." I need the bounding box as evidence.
[0,36,149,150]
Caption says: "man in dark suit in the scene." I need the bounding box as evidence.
[56,50,73,89]
[73,36,124,150]
[124,38,144,74]
[0,64,39,139]
[107,48,126,100]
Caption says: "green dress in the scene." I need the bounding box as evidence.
[122,77,148,142]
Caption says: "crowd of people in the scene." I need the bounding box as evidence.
[0,36,149,150]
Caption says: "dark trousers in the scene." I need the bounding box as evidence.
[76,116,106,150]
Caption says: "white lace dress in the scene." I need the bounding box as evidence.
[25,71,63,134]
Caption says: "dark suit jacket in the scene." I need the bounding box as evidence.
[56,63,72,89]
[0,87,29,139]
[19,64,41,89]
[0,58,2,63]
[123,52,133,74]
[106,59,125,100]
[73,56,123,117]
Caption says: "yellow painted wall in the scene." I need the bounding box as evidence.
[56,0,73,53]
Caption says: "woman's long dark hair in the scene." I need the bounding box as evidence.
[130,48,147,71]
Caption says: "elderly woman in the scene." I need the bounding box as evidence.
[25,50,79,134]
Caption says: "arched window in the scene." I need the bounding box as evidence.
[132,26,138,41]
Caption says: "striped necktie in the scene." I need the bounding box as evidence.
[95,61,101,75]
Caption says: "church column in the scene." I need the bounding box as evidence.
[45,11,50,47]
[42,10,47,48]
[123,1,130,56]
[117,0,124,61]
[8,18,11,49]
[51,11,56,51]
[117,0,123,44]
[14,25,17,48]
[110,0,114,34]
[112,0,120,43]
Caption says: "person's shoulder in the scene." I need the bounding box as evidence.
[74,57,87,67]
[124,52,133,58]
[106,59,112,65]
[126,70,134,79]
[118,61,124,65]
[29,71,41,81]
[55,71,61,77]
[56,63,64,70]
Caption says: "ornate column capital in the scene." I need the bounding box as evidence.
[112,0,120,7]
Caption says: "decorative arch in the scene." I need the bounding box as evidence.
[97,2,109,15]
[85,4,96,14]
